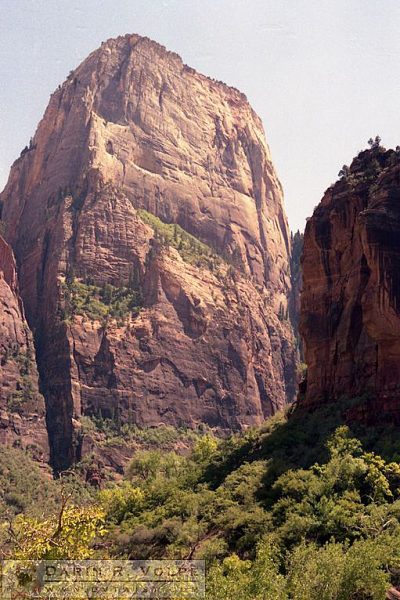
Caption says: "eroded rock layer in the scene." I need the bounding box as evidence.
[0,34,295,470]
[300,146,400,419]
[0,235,48,461]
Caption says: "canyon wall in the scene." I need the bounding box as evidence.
[300,145,400,420]
[0,34,295,470]
[0,235,48,461]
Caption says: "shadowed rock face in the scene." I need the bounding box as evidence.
[300,146,400,420]
[0,34,295,471]
[0,236,49,461]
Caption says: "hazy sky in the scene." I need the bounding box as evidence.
[1,0,399,231]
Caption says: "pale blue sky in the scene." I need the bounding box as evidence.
[1,0,399,231]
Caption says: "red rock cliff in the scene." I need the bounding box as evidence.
[0,235,48,461]
[300,145,400,419]
[0,34,295,471]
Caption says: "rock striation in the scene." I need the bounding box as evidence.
[300,145,400,420]
[0,235,48,461]
[0,34,295,471]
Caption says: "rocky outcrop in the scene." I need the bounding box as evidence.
[0,34,295,471]
[0,235,49,461]
[300,145,400,419]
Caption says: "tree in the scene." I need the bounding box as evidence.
[338,165,350,179]
[100,482,144,524]
[206,541,287,600]
[4,502,106,559]
[192,435,218,464]
[368,135,382,150]
[287,538,391,600]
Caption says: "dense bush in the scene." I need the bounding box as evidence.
[91,405,400,598]
[3,401,400,598]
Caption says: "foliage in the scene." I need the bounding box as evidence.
[0,446,96,525]
[92,404,400,597]
[6,375,35,413]
[4,347,38,413]
[191,434,218,464]
[338,164,350,179]
[0,447,59,520]
[100,483,144,524]
[285,536,395,600]
[60,277,142,323]
[80,415,205,449]
[137,208,223,271]
[125,450,187,483]
[206,543,287,600]
[206,534,398,599]
[0,448,100,559]
[368,135,382,149]
[5,503,106,559]
[335,138,400,194]
[3,399,400,598]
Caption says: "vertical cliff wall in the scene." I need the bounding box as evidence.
[0,235,49,460]
[0,34,296,470]
[300,145,400,420]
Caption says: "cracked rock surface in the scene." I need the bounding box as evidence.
[300,147,400,421]
[0,235,48,462]
[0,34,295,470]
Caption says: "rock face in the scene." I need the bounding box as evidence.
[0,235,49,461]
[300,145,400,420]
[0,34,295,471]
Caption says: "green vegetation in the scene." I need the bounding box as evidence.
[138,208,223,271]
[0,447,57,521]
[94,410,400,598]
[337,137,400,193]
[4,347,37,413]
[0,446,95,523]
[6,377,35,413]
[3,399,400,598]
[61,278,143,323]
[5,504,105,560]
[80,415,206,449]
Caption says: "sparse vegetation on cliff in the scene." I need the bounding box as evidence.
[0,446,95,523]
[60,277,143,323]
[337,137,400,192]
[5,348,38,413]
[6,377,35,413]
[80,415,206,449]
[137,208,224,271]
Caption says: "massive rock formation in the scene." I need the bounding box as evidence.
[300,144,400,420]
[0,235,48,461]
[0,34,295,471]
